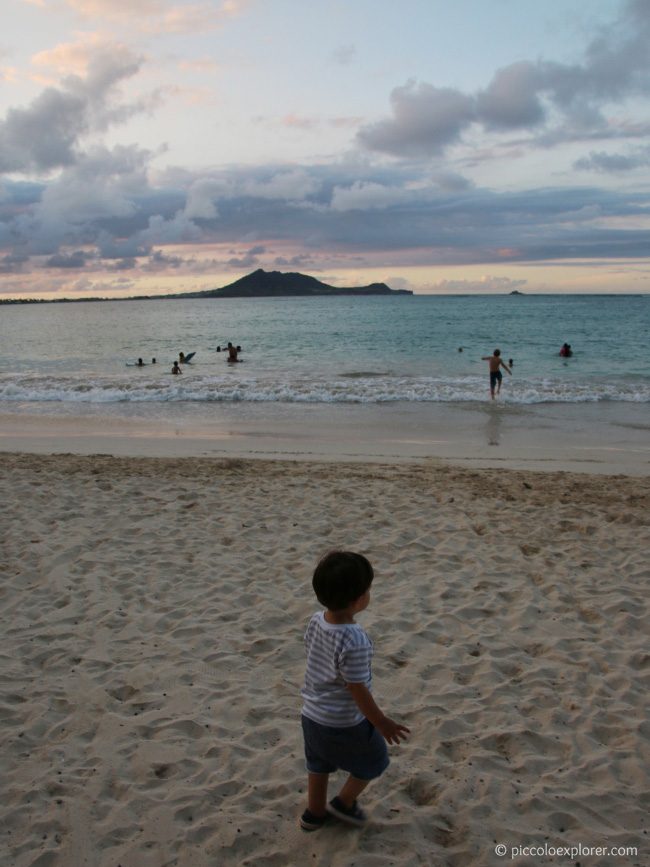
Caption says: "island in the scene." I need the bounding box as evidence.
[0,269,412,304]
[180,269,412,298]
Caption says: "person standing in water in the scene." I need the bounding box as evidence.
[481,349,512,400]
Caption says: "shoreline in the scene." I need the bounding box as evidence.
[1,399,649,475]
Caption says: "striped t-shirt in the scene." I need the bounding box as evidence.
[301,611,373,728]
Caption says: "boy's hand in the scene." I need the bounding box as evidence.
[345,682,411,744]
[377,716,410,745]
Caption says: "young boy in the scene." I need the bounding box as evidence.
[481,348,512,399]
[300,551,410,831]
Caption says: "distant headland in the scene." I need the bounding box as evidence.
[180,269,412,298]
[0,269,412,304]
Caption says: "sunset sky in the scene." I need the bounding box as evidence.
[2,0,650,297]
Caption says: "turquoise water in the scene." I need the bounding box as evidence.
[0,294,648,406]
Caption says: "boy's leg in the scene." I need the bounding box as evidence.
[337,774,370,808]
[307,772,329,816]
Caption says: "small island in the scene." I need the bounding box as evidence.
[1,269,412,304]
[181,269,412,298]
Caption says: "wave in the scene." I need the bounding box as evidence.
[1,372,649,405]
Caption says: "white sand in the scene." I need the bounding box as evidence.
[1,452,648,866]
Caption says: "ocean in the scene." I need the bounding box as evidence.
[0,294,648,414]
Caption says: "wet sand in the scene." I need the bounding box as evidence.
[1,399,648,474]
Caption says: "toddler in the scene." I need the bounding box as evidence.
[300,551,409,830]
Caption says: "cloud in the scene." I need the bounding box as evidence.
[141,249,185,270]
[2,143,650,291]
[38,145,151,224]
[0,253,29,274]
[357,81,475,157]
[0,46,146,173]
[227,245,265,268]
[330,181,410,211]
[67,0,163,16]
[1,89,88,173]
[31,34,109,80]
[431,171,474,193]
[357,0,650,158]
[65,0,246,34]
[96,232,150,259]
[273,253,316,269]
[138,212,204,246]
[574,147,650,172]
[476,62,545,129]
[242,169,320,201]
[183,179,223,219]
[1,63,17,83]
[44,250,94,268]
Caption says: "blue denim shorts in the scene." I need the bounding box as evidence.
[301,714,389,781]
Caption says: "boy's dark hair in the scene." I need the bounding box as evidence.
[312,551,374,611]
[494,348,501,356]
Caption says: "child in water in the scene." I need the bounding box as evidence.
[481,349,512,399]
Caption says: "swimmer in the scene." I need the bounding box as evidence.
[172,361,182,375]
[481,349,512,400]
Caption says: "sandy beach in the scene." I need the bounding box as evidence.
[1,445,648,867]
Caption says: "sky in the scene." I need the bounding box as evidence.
[1,0,650,298]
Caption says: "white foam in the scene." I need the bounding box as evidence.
[0,373,649,405]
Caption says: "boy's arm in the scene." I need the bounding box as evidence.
[501,359,512,374]
[345,681,410,745]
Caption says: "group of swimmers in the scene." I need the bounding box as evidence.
[131,342,243,374]
[171,343,242,374]
[138,340,573,399]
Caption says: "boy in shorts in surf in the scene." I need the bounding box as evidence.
[299,551,410,831]
[482,349,511,399]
